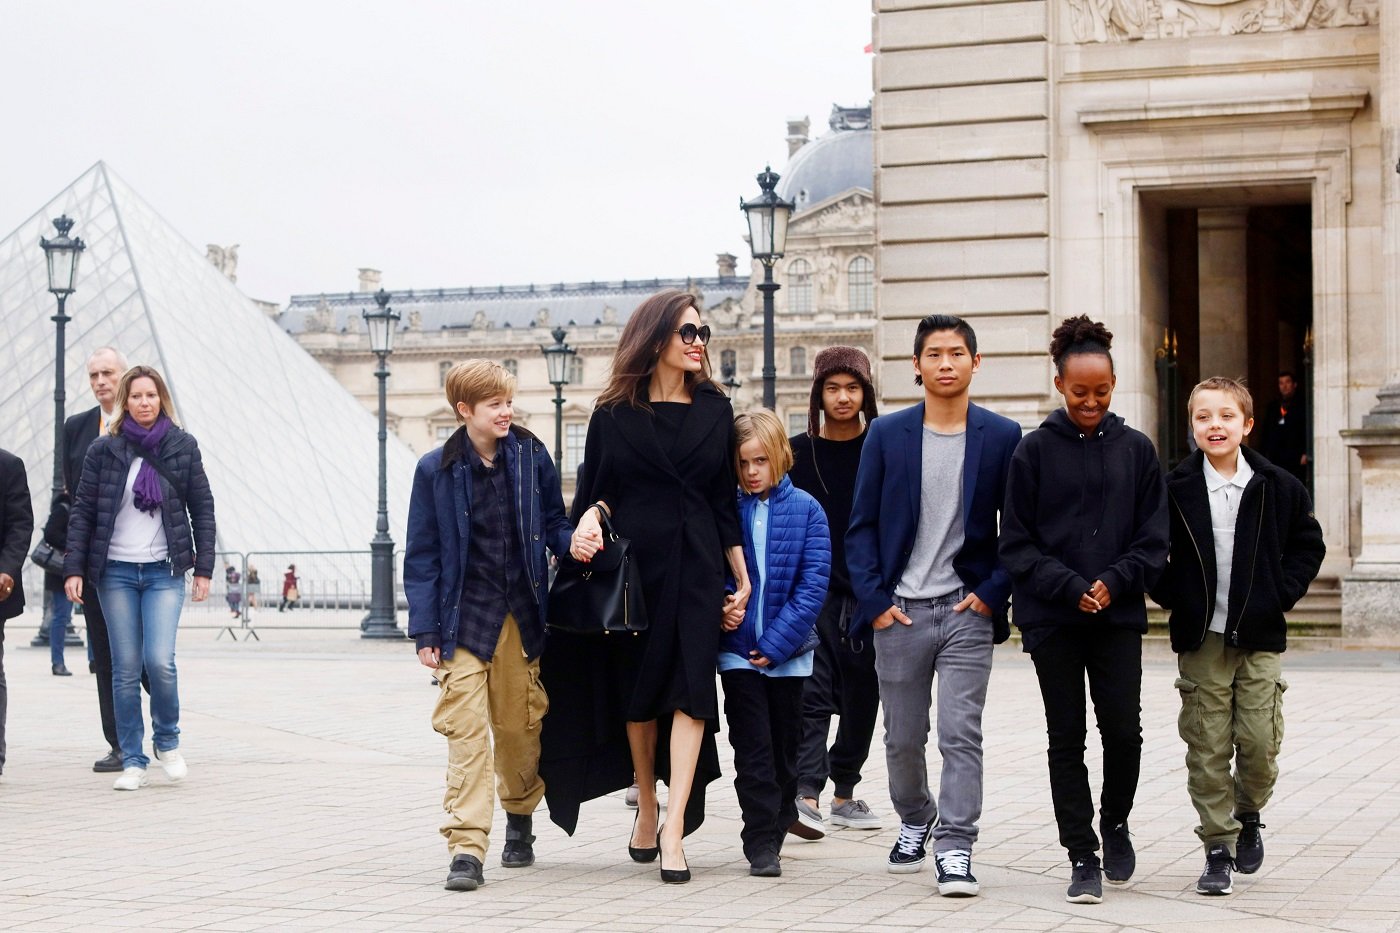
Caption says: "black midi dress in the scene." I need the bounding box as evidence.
[540,383,742,836]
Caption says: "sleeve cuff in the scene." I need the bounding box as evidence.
[415,632,442,652]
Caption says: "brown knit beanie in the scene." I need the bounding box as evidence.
[807,346,879,436]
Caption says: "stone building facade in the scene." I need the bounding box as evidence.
[871,0,1396,631]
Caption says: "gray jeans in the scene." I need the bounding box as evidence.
[874,592,994,851]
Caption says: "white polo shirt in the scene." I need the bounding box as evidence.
[1204,452,1254,634]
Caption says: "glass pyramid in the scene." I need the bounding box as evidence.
[0,162,417,554]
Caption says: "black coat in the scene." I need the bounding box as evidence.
[999,409,1169,637]
[64,426,217,583]
[540,382,742,836]
[42,493,70,594]
[1151,447,1325,653]
[0,449,34,621]
[63,406,103,497]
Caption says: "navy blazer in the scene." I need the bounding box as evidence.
[846,400,1023,640]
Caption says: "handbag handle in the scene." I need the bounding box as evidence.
[592,505,619,542]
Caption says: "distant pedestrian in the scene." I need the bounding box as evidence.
[1259,371,1309,484]
[42,492,74,676]
[1152,377,1324,896]
[246,563,261,609]
[999,316,1168,905]
[64,364,216,792]
[224,564,242,618]
[0,448,35,780]
[280,564,299,611]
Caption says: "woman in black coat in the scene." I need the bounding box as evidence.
[543,289,751,884]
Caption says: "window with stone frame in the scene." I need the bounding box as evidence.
[564,422,587,476]
[438,360,453,386]
[436,424,455,442]
[848,256,873,312]
[568,356,584,385]
[790,345,807,376]
[786,258,813,313]
[502,358,518,377]
[720,348,737,376]
[787,412,807,436]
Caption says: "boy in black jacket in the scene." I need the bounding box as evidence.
[1152,377,1324,897]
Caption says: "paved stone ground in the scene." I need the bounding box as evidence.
[3,617,1399,932]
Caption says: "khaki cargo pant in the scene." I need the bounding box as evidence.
[1175,632,1287,855]
[432,615,549,860]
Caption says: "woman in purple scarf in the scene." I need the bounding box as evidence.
[64,366,216,792]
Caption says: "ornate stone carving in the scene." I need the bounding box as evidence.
[206,243,239,283]
[800,193,874,233]
[305,296,334,333]
[406,310,422,331]
[1066,0,1378,41]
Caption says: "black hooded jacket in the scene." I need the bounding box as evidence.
[1150,446,1325,654]
[999,408,1168,648]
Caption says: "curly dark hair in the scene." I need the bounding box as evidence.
[1049,315,1113,376]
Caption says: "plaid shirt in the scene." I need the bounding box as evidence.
[456,450,538,661]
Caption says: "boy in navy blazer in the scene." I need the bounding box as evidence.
[846,315,1022,895]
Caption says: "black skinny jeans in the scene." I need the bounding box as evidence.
[795,594,881,801]
[1029,624,1143,862]
[721,668,804,861]
[83,584,120,753]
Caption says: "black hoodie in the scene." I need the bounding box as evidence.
[1150,446,1325,654]
[999,408,1168,651]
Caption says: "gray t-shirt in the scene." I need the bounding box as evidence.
[895,428,966,600]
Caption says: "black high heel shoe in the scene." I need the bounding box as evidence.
[658,829,690,884]
[628,804,659,863]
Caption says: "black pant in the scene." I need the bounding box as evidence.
[83,584,120,753]
[721,669,804,860]
[1029,625,1143,862]
[795,594,880,800]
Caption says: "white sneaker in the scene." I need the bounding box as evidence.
[113,767,148,791]
[155,747,187,782]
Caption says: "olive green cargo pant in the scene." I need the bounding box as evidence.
[1175,632,1286,855]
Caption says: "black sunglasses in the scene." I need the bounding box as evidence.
[674,323,712,346]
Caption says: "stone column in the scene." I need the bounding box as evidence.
[1341,0,1400,639]
[1197,208,1251,381]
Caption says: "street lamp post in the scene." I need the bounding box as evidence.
[37,216,85,649]
[541,326,576,468]
[361,288,404,640]
[740,166,794,410]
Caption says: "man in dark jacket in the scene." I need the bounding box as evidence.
[405,360,573,893]
[1152,377,1324,897]
[1258,371,1308,483]
[0,448,34,779]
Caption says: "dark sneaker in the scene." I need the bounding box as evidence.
[788,796,826,840]
[1066,857,1103,904]
[1101,820,1135,884]
[748,848,782,877]
[1235,813,1265,874]
[445,854,484,891]
[933,848,979,896]
[501,813,535,868]
[1197,844,1234,896]
[887,820,933,874]
[92,750,123,773]
[830,798,884,830]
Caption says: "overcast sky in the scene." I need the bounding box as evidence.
[1,2,872,305]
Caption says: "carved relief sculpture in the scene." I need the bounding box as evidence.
[1066,0,1377,41]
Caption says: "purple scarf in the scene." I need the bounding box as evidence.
[121,414,173,515]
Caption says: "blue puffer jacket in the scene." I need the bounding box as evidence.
[720,476,831,668]
[64,427,217,583]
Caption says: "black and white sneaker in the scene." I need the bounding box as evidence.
[887,820,933,874]
[1235,813,1265,874]
[445,854,484,891]
[1066,856,1103,904]
[1101,820,1135,884]
[933,848,979,896]
[1196,844,1234,896]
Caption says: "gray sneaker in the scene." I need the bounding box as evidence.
[788,796,826,840]
[829,798,883,830]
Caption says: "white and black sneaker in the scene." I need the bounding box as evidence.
[1196,844,1234,896]
[933,848,979,896]
[887,820,933,874]
[1066,856,1103,904]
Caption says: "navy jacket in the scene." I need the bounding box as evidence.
[720,476,831,669]
[999,409,1168,637]
[0,449,33,621]
[64,428,217,583]
[1152,446,1325,653]
[846,400,1023,641]
[404,425,573,662]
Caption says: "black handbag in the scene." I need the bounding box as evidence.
[30,541,66,576]
[547,511,649,636]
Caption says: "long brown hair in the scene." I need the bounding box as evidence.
[595,289,717,410]
[109,364,179,434]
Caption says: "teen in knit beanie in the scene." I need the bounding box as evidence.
[806,346,879,436]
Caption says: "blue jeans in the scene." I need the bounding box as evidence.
[99,561,185,769]
[47,590,73,667]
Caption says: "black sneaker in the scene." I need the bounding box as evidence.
[445,854,484,891]
[887,820,933,874]
[1066,856,1103,904]
[1101,820,1135,884]
[1235,813,1265,875]
[748,848,782,877]
[501,813,535,868]
[1197,844,1234,895]
[933,848,979,896]
[92,750,123,773]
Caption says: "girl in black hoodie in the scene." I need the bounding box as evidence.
[999,316,1169,904]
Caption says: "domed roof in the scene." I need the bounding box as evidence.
[776,106,874,214]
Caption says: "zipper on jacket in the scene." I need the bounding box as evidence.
[1227,483,1267,647]
[1170,492,1212,649]
[514,437,538,598]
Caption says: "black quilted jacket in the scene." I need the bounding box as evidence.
[64,426,216,582]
